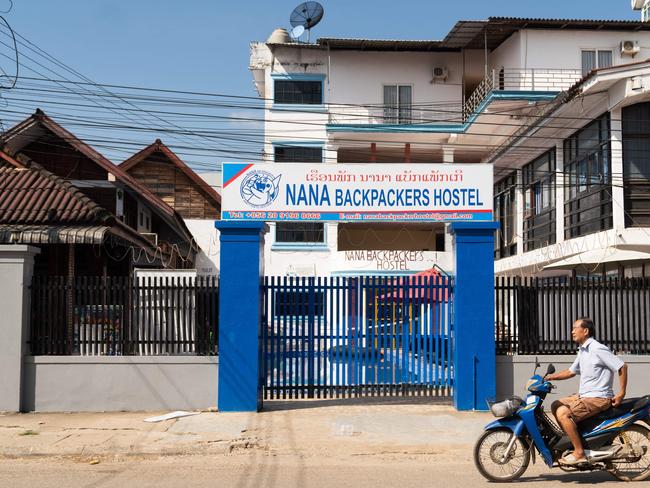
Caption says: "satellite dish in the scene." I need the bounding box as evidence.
[290,25,305,40]
[290,2,324,41]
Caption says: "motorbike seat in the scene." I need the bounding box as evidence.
[578,396,649,432]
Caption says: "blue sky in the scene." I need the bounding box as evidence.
[0,1,641,170]
[4,1,639,94]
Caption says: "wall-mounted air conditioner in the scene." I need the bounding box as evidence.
[621,40,641,56]
[432,66,448,82]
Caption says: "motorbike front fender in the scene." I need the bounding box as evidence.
[484,417,526,437]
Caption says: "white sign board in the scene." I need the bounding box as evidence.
[222,163,493,222]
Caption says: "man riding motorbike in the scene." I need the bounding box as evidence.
[544,317,628,466]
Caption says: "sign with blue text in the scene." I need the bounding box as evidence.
[221,163,493,222]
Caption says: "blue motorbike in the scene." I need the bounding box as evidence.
[474,361,650,482]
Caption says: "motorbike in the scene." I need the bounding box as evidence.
[474,360,650,482]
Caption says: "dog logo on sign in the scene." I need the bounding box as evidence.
[240,171,281,207]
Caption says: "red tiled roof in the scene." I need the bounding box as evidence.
[0,111,198,250]
[0,158,109,225]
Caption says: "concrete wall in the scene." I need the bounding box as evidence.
[496,354,650,401]
[22,356,218,412]
[184,219,220,276]
[490,30,650,72]
[329,51,463,106]
[522,30,650,71]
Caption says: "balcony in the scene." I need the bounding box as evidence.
[328,102,463,126]
[463,68,583,121]
[327,68,582,132]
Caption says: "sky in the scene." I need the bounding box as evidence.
[0,0,642,172]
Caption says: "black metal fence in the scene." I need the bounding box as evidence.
[30,275,219,356]
[496,276,650,355]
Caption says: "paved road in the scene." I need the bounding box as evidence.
[0,455,625,488]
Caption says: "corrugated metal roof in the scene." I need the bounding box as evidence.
[289,17,650,52]
[317,38,452,52]
[0,225,108,244]
[0,160,109,225]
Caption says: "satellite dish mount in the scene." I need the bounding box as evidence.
[290,1,324,43]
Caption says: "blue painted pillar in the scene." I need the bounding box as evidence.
[215,221,268,412]
[450,221,499,411]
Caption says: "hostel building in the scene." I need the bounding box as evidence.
[249,13,650,278]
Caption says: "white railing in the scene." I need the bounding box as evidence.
[328,102,463,125]
[328,68,582,127]
[463,68,582,120]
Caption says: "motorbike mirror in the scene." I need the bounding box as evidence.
[534,356,540,375]
[546,364,556,376]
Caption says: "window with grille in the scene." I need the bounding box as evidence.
[623,102,650,226]
[494,172,517,259]
[274,146,322,163]
[273,145,325,244]
[523,150,556,251]
[564,113,612,238]
[274,80,323,104]
[273,290,325,318]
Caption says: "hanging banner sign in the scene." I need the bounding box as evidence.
[221,163,493,222]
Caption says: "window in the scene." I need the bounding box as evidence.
[274,80,322,104]
[581,50,613,76]
[494,173,517,260]
[564,114,612,238]
[523,150,556,251]
[274,146,322,163]
[273,144,325,244]
[383,85,412,124]
[276,222,325,243]
[274,290,325,318]
[622,102,650,226]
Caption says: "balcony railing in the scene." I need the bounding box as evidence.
[463,68,582,121]
[328,102,463,125]
[327,68,583,127]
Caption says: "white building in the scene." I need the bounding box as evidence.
[249,14,650,278]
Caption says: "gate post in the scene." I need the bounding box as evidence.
[450,222,499,411]
[215,222,268,412]
[0,245,40,412]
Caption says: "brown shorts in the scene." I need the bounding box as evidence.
[558,394,612,422]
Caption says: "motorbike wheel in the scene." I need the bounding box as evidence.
[474,428,531,482]
[607,424,650,482]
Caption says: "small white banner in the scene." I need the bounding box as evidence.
[222,163,493,222]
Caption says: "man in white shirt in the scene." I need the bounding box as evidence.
[545,317,628,466]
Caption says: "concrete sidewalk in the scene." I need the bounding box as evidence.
[0,400,491,460]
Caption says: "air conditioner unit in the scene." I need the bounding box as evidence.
[141,232,158,247]
[432,66,448,82]
[621,40,641,56]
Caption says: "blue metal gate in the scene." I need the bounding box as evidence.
[261,275,453,399]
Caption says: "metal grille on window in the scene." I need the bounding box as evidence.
[523,150,556,252]
[274,80,322,104]
[564,113,612,238]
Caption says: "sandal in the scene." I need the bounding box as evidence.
[559,453,588,466]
